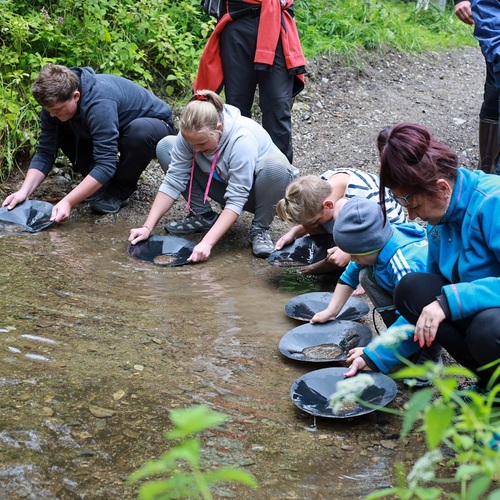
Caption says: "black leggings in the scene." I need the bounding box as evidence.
[395,272,500,387]
[60,117,175,198]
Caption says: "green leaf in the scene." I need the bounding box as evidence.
[202,467,258,488]
[401,388,433,438]
[159,439,201,468]
[466,476,492,500]
[137,475,198,500]
[414,486,442,499]
[128,439,200,483]
[166,405,228,439]
[364,487,400,499]
[487,489,500,500]
[128,458,175,483]
[424,404,454,450]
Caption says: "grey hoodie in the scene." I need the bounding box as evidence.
[160,104,287,214]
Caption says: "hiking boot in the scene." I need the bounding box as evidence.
[249,227,274,258]
[165,212,218,235]
[90,194,130,214]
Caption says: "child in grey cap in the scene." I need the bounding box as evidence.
[311,196,441,385]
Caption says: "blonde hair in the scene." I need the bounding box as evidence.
[180,90,224,137]
[276,175,332,225]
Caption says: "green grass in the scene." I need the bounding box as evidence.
[295,0,474,57]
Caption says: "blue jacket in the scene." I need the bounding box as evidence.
[472,0,500,87]
[364,168,500,373]
[30,67,173,185]
[339,222,428,293]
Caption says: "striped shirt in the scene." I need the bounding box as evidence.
[320,168,406,229]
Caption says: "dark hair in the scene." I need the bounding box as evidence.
[378,123,458,214]
[376,126,392,155]
[32,63,80,107]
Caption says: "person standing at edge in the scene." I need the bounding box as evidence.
[194,0,306,164]
[454,0,500,173]
[2,63,176,221]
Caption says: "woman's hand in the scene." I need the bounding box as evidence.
[187,240,213,263]
[414,299,446,347]
[2,190,28,210]
[129,226,151,245]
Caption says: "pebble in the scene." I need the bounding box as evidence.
[89,405,116,418]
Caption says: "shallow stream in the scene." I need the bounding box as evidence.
[0,218,421,499]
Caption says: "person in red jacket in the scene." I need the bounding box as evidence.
[195,0,306,164]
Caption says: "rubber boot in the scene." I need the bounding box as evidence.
[478,118,500,174]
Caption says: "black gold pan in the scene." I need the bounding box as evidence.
[279,320,373,363]
[128,235,196,267]
[285,293,370,322]
[291,367,397,418]
[0,200,54,233]
[268,234,333,267]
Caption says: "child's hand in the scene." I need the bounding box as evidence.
[327,247,351,267]
[344,357,368,377]
[310,310,335,324]
[346,347,364,365]
[275,232,295,250]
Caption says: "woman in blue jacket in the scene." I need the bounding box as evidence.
[346,123,500,390]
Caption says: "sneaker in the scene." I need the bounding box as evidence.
[90,194,130,214]
[249,227,274,258]
[403,377,433,389]
[165,212,218,235]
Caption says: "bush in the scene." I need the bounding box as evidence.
[0,0,474,181]
[366,360,500,499]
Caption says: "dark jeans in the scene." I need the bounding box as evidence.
[395,272,500,387]
[480,61,500,121]
[220,14,295,163]
[60,117,175,199]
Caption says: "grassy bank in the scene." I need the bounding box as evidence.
[0,0,474,180]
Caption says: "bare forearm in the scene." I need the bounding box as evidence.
[201,208,238,247]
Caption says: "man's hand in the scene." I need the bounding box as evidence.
[454,0,473,24]
[2,191,28,210]
[51,199,72,222]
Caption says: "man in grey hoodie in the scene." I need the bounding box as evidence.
[2,63,176,220]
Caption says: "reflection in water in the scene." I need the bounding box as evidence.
[0,220,418,498]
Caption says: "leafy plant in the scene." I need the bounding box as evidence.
[0,0,476,182]
[365,360,500,499]
[127,404,258,499]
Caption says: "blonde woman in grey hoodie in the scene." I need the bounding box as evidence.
[129,90,296,260]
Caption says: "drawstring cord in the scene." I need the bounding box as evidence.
[186,149,220,214]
